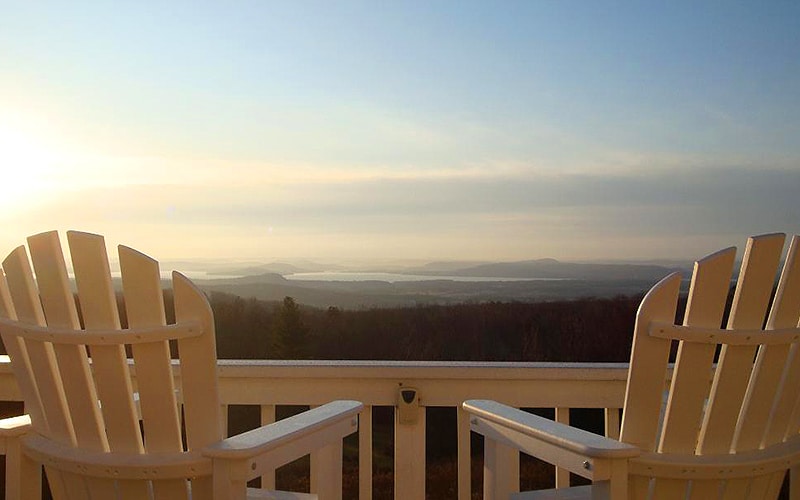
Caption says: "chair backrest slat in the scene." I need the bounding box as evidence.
[658,247,735,455]
[698,234,785,455]
[119,245,190,500]
[173,272,221,500]
[28,232,120,498]
[764,235,800,445]
[119,245,183,451]
[68,232,150,499]
[0,267,46,431]
[619,272,681,451]
[736,235,800,452]
[2,246,74,445]
[645,248,738,498]
[2,245,88,498]
[28,231,108,451]
[68,231,144,453]
[174,272,222,449]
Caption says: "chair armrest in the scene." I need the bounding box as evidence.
[204,400,362,462]
[0,415,31,438]
[464,399,638,480]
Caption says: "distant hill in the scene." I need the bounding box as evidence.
[203,272,289,285]
[206,261,330,276]
[576,258,695,268]
[196,273,412,309]
[195,272,688,310]
[185,256,694,309]
[413,258,685,281]
[403,261,491,273]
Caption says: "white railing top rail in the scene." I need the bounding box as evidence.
[0,356,632,408]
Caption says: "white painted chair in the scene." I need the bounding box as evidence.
[0,230,362,500]
[465,233,800,499]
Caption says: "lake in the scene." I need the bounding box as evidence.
[284,272,569,283]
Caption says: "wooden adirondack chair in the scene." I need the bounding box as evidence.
[465,232,800,499]
[0,230,362,500]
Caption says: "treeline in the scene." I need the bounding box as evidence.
[0,291,651,362]
[209,292,645,362]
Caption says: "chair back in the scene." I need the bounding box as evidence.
[0,230,221,500]
[620,232,800,499]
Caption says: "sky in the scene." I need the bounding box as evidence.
[1,2,799,264]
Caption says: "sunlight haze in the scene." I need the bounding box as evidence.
[1,2,798,264]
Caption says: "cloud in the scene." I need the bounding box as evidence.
[5,163,797,261]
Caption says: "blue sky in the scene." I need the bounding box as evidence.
[1,2,798,262]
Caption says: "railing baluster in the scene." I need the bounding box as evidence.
[260,404,277,490]
[457,406,471,500]
[555,407,570,488]
[310,405,320,494]
[220,404,228,437]
[359,405,373,500]
[605,407,621,440]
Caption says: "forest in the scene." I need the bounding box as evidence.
[209,292,647,363]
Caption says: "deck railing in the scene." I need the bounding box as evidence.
[0,358,631,499]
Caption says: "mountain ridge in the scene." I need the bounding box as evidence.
[402,259,685,281]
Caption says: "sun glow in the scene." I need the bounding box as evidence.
[0,120,65,211]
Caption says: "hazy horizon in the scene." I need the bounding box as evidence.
[2,2,798,263]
